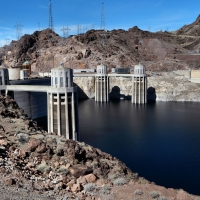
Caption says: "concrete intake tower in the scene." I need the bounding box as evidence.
[95,64,109,102]
[132,63,147,104]
[47,63,79,140]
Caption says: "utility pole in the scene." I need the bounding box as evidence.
[15,23,23,40]
[49,0,54,31]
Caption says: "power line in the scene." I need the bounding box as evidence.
[15,23,23,40]
[49,0,54,31]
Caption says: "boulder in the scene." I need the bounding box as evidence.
[77,176,86,185]
[70,164,92,178]
[27,138,41,152]
[84,174,96,183]
[71,183,81,192]
[0,139,8,146]
[4,178,16,185]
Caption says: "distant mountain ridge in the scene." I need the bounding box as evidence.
[0,15,200,72]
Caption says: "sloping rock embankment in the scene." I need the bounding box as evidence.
[0,95,199,200]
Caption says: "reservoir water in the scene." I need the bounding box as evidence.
[78,99,200,195]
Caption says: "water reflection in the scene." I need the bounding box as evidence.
[79,100,200,195]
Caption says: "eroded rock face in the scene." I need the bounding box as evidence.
[74,74,200,102]
[148,73,200,101]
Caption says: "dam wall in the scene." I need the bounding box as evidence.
[8,75,200,121]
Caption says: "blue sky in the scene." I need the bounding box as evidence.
[0,0,199,45]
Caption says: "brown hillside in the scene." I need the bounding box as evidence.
[1,15,200,72]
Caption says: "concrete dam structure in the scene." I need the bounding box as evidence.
[0,65,79,141]
[0,63,147,140]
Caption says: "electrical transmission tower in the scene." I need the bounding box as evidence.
[38,22,40,31]
[77,25,82,35]
[15,23,23,40]
[5,38,10,45]
[101,3,105,30]
[100,3,107,49]
[61,26,70,38]
[91,24,95,30]
[49,0,54,31]
[83,27,88,34]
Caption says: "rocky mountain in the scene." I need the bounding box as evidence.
[0,94,199,199]
[1,15,200,73]
[176,15,200,36]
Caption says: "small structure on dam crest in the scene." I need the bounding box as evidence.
[132,63,147,104]
[47,63,79,140]
[95,64,109,102]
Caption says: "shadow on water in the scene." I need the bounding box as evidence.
[147,87,156,102]
[73,83,89,100]
[34,116,47,131]
[109,86,131,100]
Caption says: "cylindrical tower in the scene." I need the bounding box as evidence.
[95,64,109,102]
[47,63,79,140]
[132,63,147,104]
[22,61,31,77]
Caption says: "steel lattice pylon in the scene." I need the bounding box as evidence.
[49,0,54,31]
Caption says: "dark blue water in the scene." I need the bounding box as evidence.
[78,99,200,195]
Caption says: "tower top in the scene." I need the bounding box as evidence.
[51,63,73,88]
[134,63,146,75]
[97,63,107,74]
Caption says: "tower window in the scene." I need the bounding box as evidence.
[60,77,63,87]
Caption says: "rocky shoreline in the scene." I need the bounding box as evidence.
[0,95,199,200]
[74,73,200,102]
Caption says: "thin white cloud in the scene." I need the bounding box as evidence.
[155,0,165,8]
[39,5,48,9]
[0,27,14,31]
